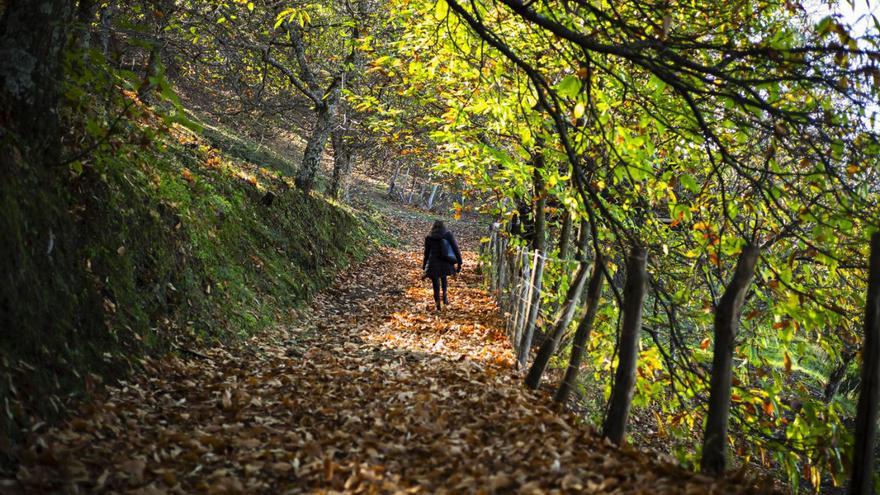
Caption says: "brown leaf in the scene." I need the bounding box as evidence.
[119,458,146,484]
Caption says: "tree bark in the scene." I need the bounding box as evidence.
[558,210,573,260]
[387,162,402,196]
[525,260,590,389]
[0,0,71,158]
[426,184,439,210]
[532,164,546,254]
[700,244,759,475]
[517,254,545,367]
[603,245,648,445]
[74,0,97,50]
[514,249,536,356]
[575,219,591,261]
[406,173,417,203]
[330,129,353,200]
[824,350,855,403]
[137,43,162,103]
[849,233,880,495]
[296,97,337,192]
[100,3,115,57]
[555,254,605,403]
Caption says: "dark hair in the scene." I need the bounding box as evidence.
[430,220,446,236]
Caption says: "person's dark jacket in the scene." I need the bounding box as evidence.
[422,230,462,278]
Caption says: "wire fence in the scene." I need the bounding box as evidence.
[480,223,580,364]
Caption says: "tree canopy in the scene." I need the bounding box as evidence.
[365,0,880,488]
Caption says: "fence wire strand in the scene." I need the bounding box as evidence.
[482,226,574,355]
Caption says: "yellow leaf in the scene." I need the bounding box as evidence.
[783,352,792,373]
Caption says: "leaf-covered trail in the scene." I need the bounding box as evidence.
[13,209,774,494]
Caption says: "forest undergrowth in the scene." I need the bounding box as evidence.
[8,193,780,494]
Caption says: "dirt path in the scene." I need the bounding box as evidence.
[11,203,775,494]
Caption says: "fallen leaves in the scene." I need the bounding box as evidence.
[12,209,779,494]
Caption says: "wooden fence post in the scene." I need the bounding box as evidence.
[517,250,544,368]
[514,249,538,356]
[525,261,590,389]
[498,237,507,301]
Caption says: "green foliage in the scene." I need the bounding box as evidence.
[377,0,880,488]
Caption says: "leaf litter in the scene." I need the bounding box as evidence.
[10,209,779,494]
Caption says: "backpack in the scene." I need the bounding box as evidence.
[440,237,457,263]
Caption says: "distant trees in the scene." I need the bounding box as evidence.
[263,15,355,192]
[102,0,384,196]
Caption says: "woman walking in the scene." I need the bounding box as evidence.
[422,220,463,311]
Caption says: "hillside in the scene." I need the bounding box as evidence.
[1,93,374,465]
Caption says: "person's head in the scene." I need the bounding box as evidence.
[430,220,446,236]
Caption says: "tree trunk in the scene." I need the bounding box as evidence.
[558,210,573,260]
[532,166,546,254]
[330,129,353,200]
[849,233,880,495]
[0,0,71,157]
[555,254,605,403]
[515,155,548,368]
[514,249,536,354]
[700,244,759,475]
[525,261,590,389]
[74,0,97,50]
[99,3,115,58]
[426,184,439,210]
[824,351,855,403]
[0,0,108,457]
[137,44,161,103]
[407,174,417,203]
[498,236,508,302]
[575,219,591,261]
[388,163,402,196]
[492,230,502,294]
[603,245,648,445]
[296,97,338,192]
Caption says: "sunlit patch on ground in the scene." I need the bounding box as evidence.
[12,195,778,494]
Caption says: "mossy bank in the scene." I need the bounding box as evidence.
[0,103,374,466]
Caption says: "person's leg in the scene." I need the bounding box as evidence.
[441,275,448,305]
[431,276,441,310]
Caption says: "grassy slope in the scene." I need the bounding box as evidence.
[0,98,376,464]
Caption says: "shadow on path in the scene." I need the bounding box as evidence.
[12,199,776,494]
